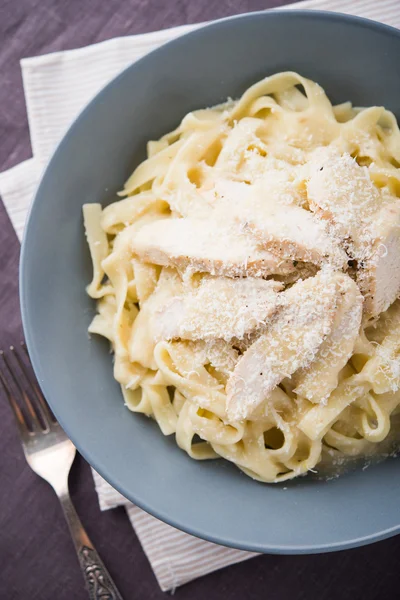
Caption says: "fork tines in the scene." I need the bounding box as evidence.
[0,343,55,434]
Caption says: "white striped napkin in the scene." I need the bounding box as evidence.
[1,0,399,591]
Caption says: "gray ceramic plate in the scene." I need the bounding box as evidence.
[21,10,400,553]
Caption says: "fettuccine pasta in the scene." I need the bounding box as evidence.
[83,72,400,482]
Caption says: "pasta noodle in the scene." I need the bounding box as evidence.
[83,72,400,483]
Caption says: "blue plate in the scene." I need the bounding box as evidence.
[21,10,400,553]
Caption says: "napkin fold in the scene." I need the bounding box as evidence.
[1,0,399,591]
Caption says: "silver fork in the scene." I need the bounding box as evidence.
[0,343,123,600]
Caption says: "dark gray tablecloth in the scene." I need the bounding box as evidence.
[1,1,400,598]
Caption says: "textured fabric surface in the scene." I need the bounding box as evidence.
[2,1,400,599]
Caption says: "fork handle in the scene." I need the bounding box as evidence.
[60,493,123,600]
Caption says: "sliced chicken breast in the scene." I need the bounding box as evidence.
[307,148,383,245]
[206,176,347,269]
[237,202,347,269]
[357,202,400,317]
[293,274,363,403]
[225,269,344,421]
[307,148,400,317]
[131,217,297,278]
[154,277,283,342]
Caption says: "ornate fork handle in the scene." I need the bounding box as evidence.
[60,493,123,600]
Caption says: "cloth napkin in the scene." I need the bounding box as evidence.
[1,0,399,592]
